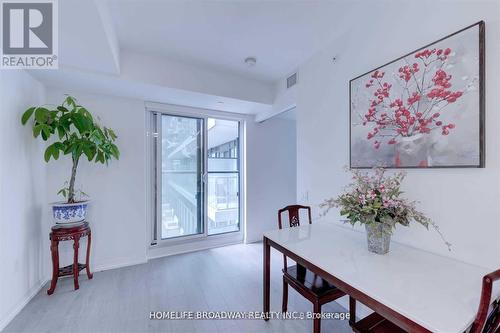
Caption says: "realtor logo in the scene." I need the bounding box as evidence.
[1,0,58,69]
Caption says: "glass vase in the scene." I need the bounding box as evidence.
[365,223,392,254]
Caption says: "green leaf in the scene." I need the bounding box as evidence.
[95,151,105,164]
[92,127,105,144]
[65,96,76,108]
[21,107,35,125]
[59,112,71,126]
[83,144,96,161]
[107,128,117,140]
[33,124,50,139]
[44,146,53,162]
[47,110,58,124]
[78,107,93,121]
[57,125,66,139]
[33,124,42,138]
[74,143,84,159]
[40,124,52,140]
[57,188,67,197]
[57,106,69,113]
[34,107,50,123]
[52,147,60,159]
[44,143,64,162]
[72,113,93,134]
[110,143,120,160]
[53,142,65,151]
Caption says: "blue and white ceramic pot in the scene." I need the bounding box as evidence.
[51,201,89,224]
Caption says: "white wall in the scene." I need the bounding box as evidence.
[43,89,297,267]
[0,71,47,331]
[121,52,275,105]
[246,116,297,242]
[295,0,500,270]
[255,78,297,122]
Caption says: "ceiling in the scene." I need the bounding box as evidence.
[106,0,357,82]
[29,0,366,121]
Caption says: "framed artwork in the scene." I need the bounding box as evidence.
[349,21,485,168]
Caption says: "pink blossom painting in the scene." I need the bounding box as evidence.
[350,22,484,168]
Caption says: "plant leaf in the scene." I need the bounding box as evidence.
[57,125,66,139]
[40,124,52,140]
[107,128,117,140]
[33,124,43,138]
[65,96,76,108]
[21,107,35,125]
[110,143,120,159]
[83,144,96,161]
[78,107,93,121]
[72,113,93,134]
[34,107,49,123]
[53,142,65,151]
[44,146,53,162]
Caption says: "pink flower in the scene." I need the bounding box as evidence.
[362,45,463,145]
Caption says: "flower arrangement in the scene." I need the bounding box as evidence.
[320,168,451,252]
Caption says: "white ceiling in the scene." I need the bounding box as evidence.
[29,0,365,120]
[106,0,357,82]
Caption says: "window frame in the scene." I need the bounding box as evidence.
[145,102,246,249]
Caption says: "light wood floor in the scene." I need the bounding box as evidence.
[4,243,352,333]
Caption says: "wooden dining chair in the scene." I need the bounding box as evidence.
[278,205,347,333]
[350,268,500,333]
[470,269,500,333]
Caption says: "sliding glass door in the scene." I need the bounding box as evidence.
[151,112,241,244]
[207,118,240,235]
[160,115,203,239]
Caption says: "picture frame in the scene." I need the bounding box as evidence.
[349,21,485,169]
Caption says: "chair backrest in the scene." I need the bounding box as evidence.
[278,205,312,230]
[278,205,312,271]
[470,269,500,333]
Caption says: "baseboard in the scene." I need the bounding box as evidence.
[244,237,261,244]
[0,277,50,332]
[0,256,147,332]
[92,257,148,272]
[148,239,242,260]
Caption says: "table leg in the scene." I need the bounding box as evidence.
[313,302,321,333]
[349,296,356,326]
[47,239,59,295]
[73,236,80,290]
[85,231,93,279]
[263,237,270,321]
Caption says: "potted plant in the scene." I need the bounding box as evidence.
[21,96,119,224]
[320,168,450,254]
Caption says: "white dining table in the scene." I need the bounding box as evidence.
[262,222,498,333]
